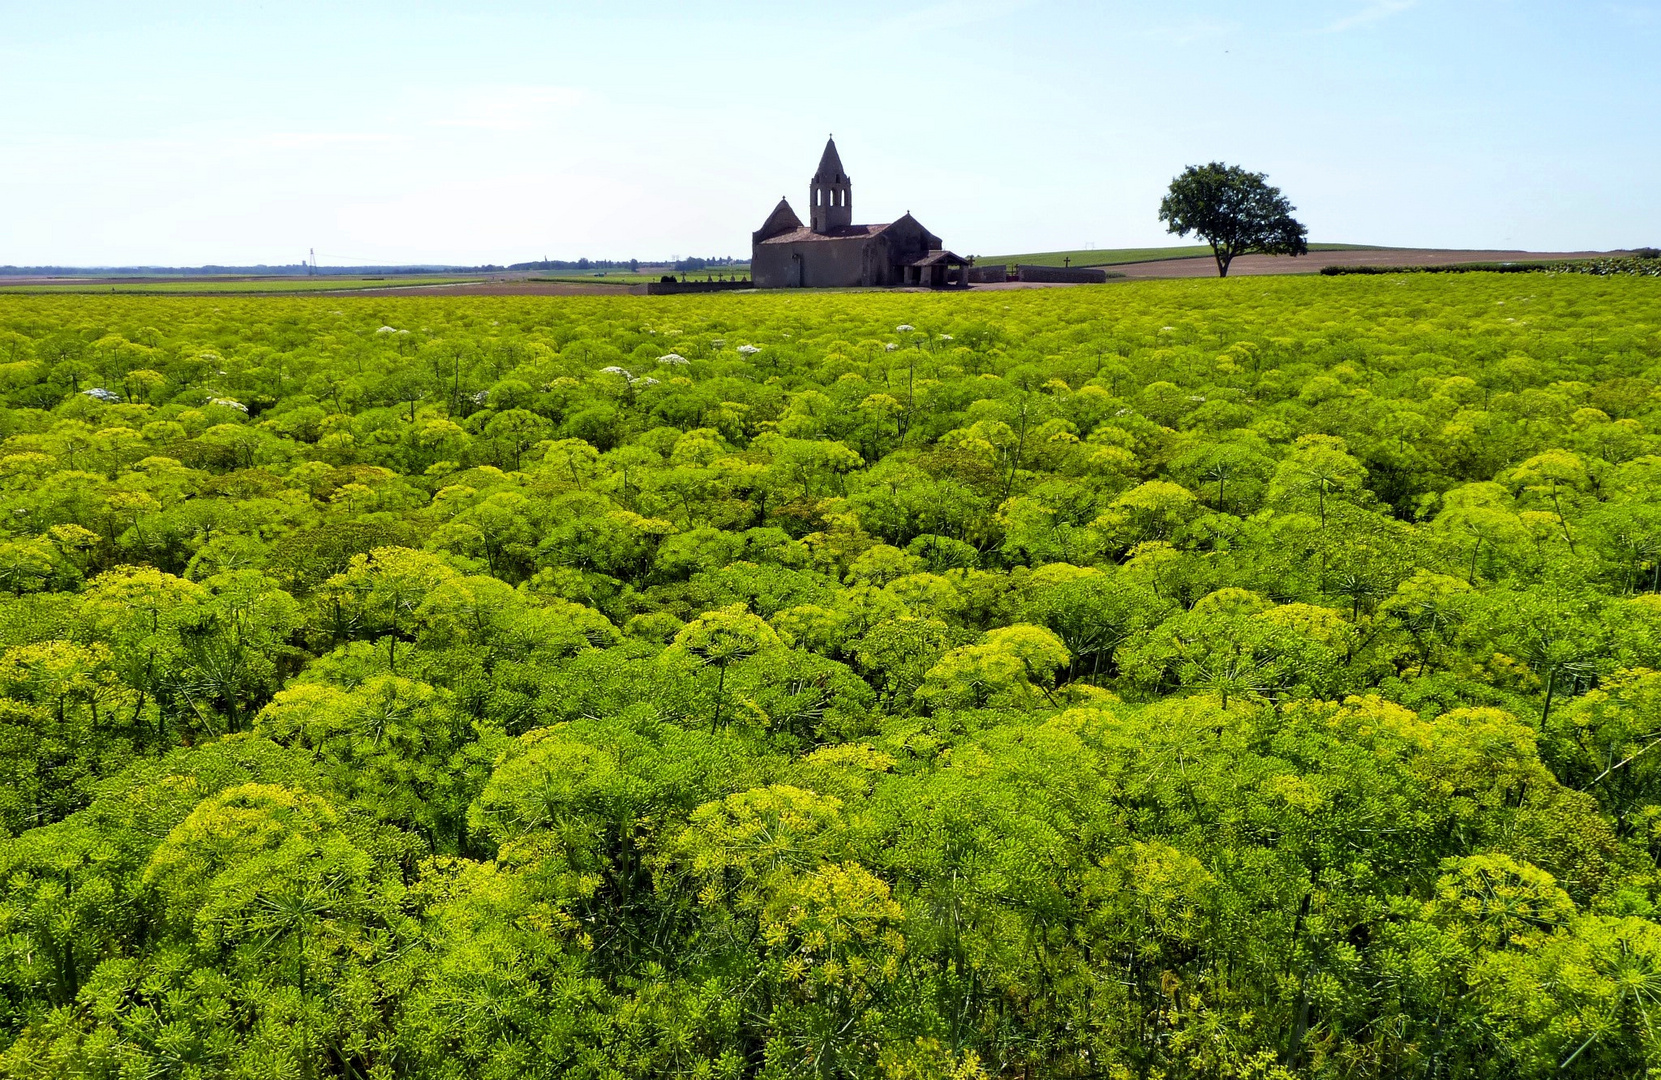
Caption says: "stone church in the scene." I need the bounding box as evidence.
[751,138,970,289]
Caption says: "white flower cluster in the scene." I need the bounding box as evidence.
[209,398,249,413]
[736,345,761,356]
[896,324,915,332]
[81,387,122,403]
[657,353,688,365]
[601,366,660,386]
[884,343,899,352]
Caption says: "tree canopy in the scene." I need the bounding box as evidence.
[1159,161,1310,277]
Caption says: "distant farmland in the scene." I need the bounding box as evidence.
[0,274,499,295]
[973,244,1637,279]
[977,243,1386,268]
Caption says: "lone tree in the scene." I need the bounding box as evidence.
[1159,162,1309,278]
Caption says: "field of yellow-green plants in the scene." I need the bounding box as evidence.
[2,274,1661,1079]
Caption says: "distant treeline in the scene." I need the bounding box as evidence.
[508,257,746,273]
[669,256,745,272]
[508,258,641,273]
[2,255,748,278]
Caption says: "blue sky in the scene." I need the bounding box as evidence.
[2,0,1657,266]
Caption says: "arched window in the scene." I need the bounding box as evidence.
[816,189,822,207]
[839,189,846,207]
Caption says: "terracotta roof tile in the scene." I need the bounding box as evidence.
[758,223,892,244]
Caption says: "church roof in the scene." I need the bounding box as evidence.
[757,223,891,245]
[906,250,969,266]
[753,198,805,243]
[812,137,846,183]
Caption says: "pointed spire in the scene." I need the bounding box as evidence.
[813,136,844,182]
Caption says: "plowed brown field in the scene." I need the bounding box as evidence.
[1111,248,1628,279]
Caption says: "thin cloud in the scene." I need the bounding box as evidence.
[881,0,1039,36]
[1319,0,1417,34]
[1145,18,1239,46]
[245,132,399,150]
[1606,3,1659,26]
[433,86,590,132]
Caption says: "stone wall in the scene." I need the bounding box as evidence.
[629,280,752,295]
[1014,264,1111,284]
[967,265,1009,284]
[754,237,875,288]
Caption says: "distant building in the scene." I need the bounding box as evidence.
[751,137,970,289]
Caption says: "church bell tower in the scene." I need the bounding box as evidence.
[809,136,852,234]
